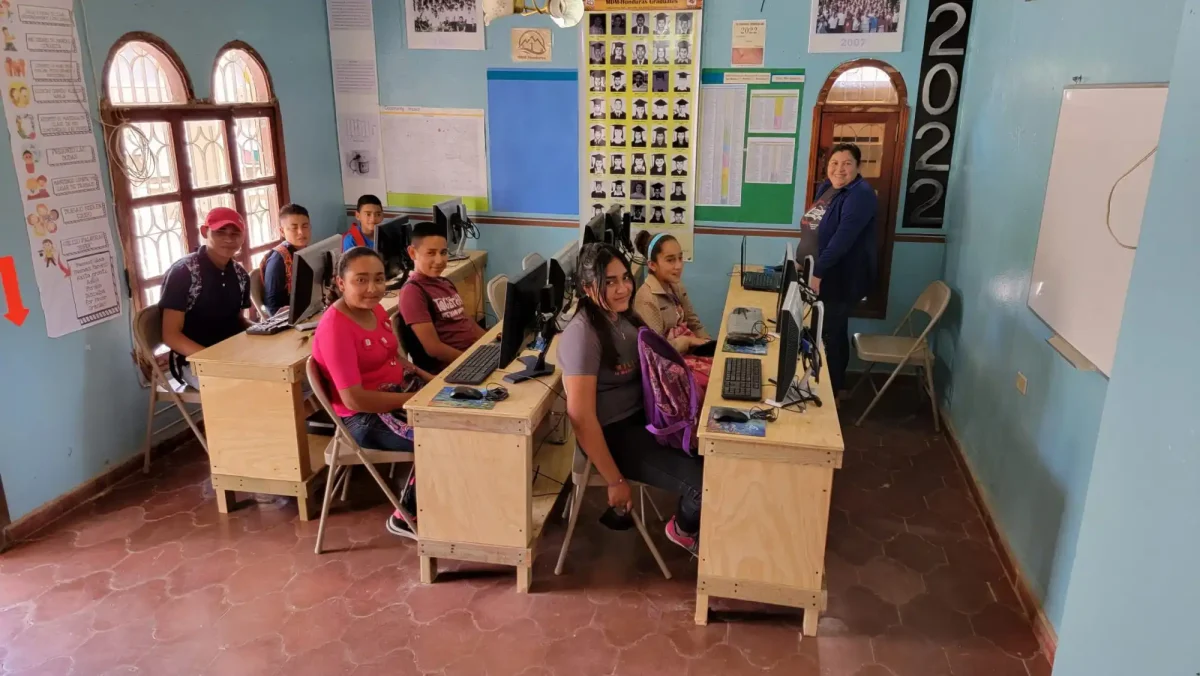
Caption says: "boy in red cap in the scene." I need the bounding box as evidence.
[159,206,252,388]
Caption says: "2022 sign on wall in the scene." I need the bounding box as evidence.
[902,0,973,228]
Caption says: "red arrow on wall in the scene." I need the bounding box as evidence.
[1,256,30,327]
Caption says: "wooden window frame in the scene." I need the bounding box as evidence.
[100,34,290,310]
[805,59,910,320]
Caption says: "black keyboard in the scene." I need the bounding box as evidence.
[722,357,763,402]
[247,312,289,336]
[742,271,781,292]
[445,343,501,385]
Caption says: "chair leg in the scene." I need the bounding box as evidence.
[340,466,353,501]
[162,384,207,453]
[142,389,158,475]
[923,355,940,433]
[397,464,416,507]
[640,485,665,522]
[315,449,341,555]
[848,363,874,399]
[855,360,909,428]
[631,508,672,579]
[357,455,417,534]
[555,465,591,576]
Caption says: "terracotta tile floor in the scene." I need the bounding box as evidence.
[0,383,1053,675]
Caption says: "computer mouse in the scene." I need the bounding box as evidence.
[726,333,760,346]
[713,407,751,424]
[450,386,485,400]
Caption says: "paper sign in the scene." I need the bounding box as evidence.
[584,0,703,9]
[512,28,552,62]
[732,20,766,68]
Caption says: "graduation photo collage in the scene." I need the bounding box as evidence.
[583,9,699,228]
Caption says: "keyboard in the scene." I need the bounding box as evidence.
[247,311,289,336]
[444,343,501,385]
[742,271,781,292]
[727,306,764,337]
[721,357,763,402]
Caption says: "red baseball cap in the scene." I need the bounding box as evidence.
[204,206,245,232]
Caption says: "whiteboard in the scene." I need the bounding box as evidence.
[1027,85,1168,377]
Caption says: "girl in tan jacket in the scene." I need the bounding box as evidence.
[632,231,713,393]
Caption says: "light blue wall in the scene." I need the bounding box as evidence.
[1053,3,1200,673]
[939,0,1187,630]
[0,0,341,521]
[377,0,944,331]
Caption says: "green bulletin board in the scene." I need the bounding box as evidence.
[694,68,805,225]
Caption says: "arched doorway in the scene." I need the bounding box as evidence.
[805,59,909,319]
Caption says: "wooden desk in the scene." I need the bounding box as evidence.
[189,251,488,519]
[404,323,572,592]
[694,266,844,636]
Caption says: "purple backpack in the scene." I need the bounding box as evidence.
[637,327,700,454]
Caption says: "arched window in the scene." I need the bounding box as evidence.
[102,35,288,308]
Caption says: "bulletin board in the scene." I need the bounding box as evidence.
[694,68,805,226]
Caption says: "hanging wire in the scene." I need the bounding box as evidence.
[1105,146,1156,251]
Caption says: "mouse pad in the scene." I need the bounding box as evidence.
[430,387,498,410]
[722,340,768,356]
[706,409,767,437]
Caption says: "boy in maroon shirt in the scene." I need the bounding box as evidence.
[398,222,486,371]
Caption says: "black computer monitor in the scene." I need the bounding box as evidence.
[289,234,341,325]
[375,216,411,281]
[775,258,799,325]
[582,213,605,244]
[433,198,465,254]
[500,260,549,369]
[775,304,801,405]
[547,258,567,313]
[806,300,825,383]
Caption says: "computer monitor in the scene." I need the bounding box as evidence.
[806,300,825,382]
[433,198,466,255]
[547,258,567,314]
[775,255,799,325]
[800,254,815,286]
[582,213,605,245]
[500,260,549,369]
[289,234,342,325]
[603,205,634,254]
[375,216,411,281]
[552,239,579,281]
[770,281,806,406]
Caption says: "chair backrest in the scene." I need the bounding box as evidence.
[132,305,164,356]
[913,280,952,324]
[305,356,358,444]
[522,252,544,271]
[487,274,508,321]
[249,272,267,317]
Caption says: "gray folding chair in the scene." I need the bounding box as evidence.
[306,357,417,554]
[521,252,545,271]
[487,274,508,321]
[132,306,207,473]
[850,280,951,431]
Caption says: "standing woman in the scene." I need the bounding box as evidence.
[311,247,434,538]
[632,231,713,394]
[799,143,878,397]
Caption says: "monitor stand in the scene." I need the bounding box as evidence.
[503,314,560,384]
[764,372,822,410]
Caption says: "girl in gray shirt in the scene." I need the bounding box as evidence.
[558,243,703,554]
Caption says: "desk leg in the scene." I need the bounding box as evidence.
[296,488,315,522]
[215,488,236,515]
[420,556,437,584]
[516,565,532,594]
[694,592,709,626]
[802,607,819,637]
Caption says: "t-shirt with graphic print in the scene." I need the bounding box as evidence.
[398,272,480,355]
[798,188,837,259]
[557,311,643,427]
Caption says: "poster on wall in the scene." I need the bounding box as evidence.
[808,0,906,53]
[1,0,122,338]
[731,20,766,67]
[380,106,490,211]
[405,0,485,51]
[579,3,702,259]
[328,0,388,203]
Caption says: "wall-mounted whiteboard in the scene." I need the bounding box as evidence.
[1028,84,1168,377]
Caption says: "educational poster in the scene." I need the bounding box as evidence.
[1,0,122,337]
[808,0,906,53]
[405,0,485,51]
[327,0,388,203]
[579,4,702,259]
[731,20,766,67]
[380,106,489,211]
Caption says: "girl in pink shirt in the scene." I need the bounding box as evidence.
[312,248,433,538]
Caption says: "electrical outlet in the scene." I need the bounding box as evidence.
[1016,372,1028,395]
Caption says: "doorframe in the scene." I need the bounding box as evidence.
[805,59,910,320]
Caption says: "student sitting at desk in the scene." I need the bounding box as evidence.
[398,222,486,372]
[559,243,703,555]
[312,247,434,538]
[632,231,713,394]
[343,194,384,251]
[259,203,312,317]
[159,207,252,389]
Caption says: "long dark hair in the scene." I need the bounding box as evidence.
[575,243,643,369]
[337,246,383,278]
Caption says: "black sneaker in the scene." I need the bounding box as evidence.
[386,509,417,540]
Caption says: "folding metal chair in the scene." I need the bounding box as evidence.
[132,306,208,473]
[487,274,508,321]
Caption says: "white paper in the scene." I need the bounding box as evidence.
[748,89,800,134]
[405,0,485,51]
[808,0,907,53]
[381,107,489,199]
[745,137,796,185]
[328,0,374,30]
[332,60,379,95]
[731,20,766,68]
[696,84,747,207]
[2,0,121,337]
[327,0,387,202]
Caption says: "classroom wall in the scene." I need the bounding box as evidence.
[1053,5,1200,672]
[0,0,341,522]
[376,0,944,331]
[938,0,1188,630]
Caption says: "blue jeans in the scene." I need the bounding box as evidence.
[342,412,416,512]
[603,412,703,534]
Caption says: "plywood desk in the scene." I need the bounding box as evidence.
[694,266,844,636]
[404,323,572,593]
[189,251,488,519]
